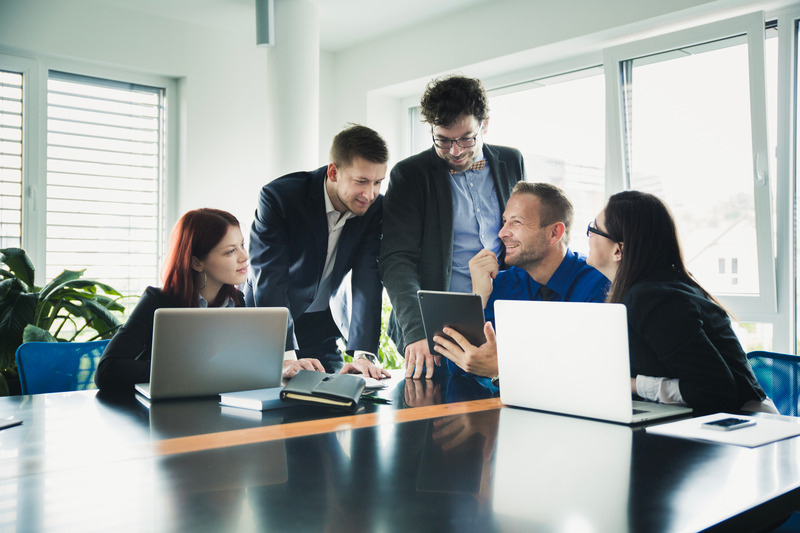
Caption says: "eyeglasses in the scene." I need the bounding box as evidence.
[431,131,480,149]
[586,221,616,242]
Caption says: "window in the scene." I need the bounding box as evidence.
[1,53,173,300]
[489,68,606,256]
[606,13,776,316]
[45,71,166,296]
[0,70,22,248]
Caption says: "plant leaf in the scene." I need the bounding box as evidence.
[0,278,27,301]
[92,294,125,313]
[0,292,38,369]
[23,325,57,343]
[38,270,85,302]
[0,248,35,288]
[75,298,122,330]
[64,279,123,297]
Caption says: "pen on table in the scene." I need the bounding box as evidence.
[362,395,392,405]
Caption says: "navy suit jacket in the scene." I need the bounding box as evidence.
[244,166,382,354]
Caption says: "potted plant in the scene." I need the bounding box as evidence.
[0,248,126,395]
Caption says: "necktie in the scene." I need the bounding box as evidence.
[537,285,558,301]
[450,159,486,175]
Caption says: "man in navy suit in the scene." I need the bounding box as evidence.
[245,125,389,379]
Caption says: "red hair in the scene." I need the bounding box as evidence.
[161,208,242,307]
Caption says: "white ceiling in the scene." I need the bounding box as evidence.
[94,0,494,51]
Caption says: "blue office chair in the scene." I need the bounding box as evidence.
[15,340,110,395]
[747,350,800,416]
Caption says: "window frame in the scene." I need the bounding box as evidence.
[0,50,178,288]
[603,12,777,317]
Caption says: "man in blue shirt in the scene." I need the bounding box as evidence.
[433,182,609,379]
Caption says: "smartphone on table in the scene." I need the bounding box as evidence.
[701,417,756,431]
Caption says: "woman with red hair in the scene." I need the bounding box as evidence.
[96,208,255,391]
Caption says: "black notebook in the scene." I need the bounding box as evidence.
[280,371,366,412]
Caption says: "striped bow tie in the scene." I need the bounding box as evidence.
[450,159,486,175]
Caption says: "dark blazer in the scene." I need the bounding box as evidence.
[625,272,766,414]
[95,287,244,391]
[379,144,525,354]
[244,166,382,354]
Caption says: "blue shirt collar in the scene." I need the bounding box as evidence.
[540,248,580,297]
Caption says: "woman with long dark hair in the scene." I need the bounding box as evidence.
[96,208,324,391]
[587,191,775,414]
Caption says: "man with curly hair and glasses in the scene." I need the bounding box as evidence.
[380,75,525,379]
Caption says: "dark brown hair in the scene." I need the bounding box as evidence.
[329,124,388,168]
[420,75,489,127]
[161,208,241,307]
[603,191,716,306]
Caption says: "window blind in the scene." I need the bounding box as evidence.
[46,71,165,296]
[0,70,22,249]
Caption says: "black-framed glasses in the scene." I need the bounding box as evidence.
[432,131,480,149]
[587,221,616,242]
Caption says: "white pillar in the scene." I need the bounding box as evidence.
[265,0,320,178]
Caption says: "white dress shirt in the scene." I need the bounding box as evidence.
[306,179,355,313]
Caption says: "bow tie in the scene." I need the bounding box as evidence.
[450,159,486,175]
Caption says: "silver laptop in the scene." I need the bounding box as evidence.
[494,300,692,424]
[135,307,289,401]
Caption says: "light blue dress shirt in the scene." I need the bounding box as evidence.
[447,152,502,293]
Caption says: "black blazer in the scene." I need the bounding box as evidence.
[625,273,766,413]
[379,144,525,353]
[244,166,382,354]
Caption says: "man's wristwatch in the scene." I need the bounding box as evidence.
[353,350,379,365]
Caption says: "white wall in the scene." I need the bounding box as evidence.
[1,0,796,229]
[324,0,794,168]
[0,0,269,233]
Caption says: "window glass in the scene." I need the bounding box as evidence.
[489,69,606,256]
[736,322,773,352]
[624,36,768,297]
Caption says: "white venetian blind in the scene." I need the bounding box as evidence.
[0,70,22,249]
[46,71,166,296]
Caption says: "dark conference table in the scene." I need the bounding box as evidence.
[1,373,799,533]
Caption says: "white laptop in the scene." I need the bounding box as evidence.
[494,300,692,424]
[135,307,289,401]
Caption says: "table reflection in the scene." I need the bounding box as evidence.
[492,408,634,532]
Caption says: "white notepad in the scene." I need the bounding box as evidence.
[646,413,800,447]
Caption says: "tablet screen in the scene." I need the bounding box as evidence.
[417,290,486,354]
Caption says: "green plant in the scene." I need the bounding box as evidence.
[378,295,403,369]
[0,248,126,394]
[340,294,403,370]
